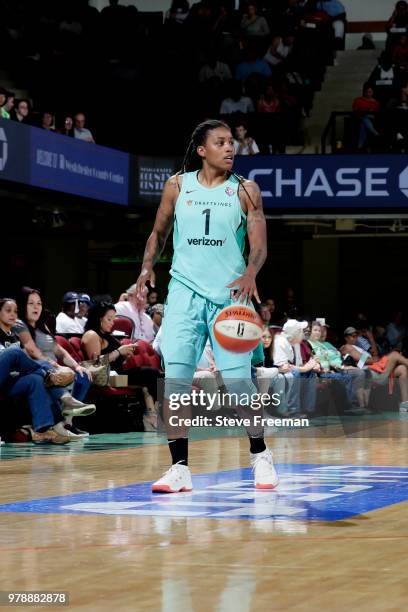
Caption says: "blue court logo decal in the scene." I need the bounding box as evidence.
[1,464,408,521]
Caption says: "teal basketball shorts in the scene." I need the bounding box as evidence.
[161,277,253,372]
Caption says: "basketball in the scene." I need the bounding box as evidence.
[213,305,264,353]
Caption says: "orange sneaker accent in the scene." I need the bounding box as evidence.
[255,483,278,490]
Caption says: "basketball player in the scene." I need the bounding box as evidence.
[135,119,278,492]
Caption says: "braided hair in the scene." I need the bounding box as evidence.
[178,119,254,205]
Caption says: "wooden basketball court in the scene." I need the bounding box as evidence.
[1,417,408,611]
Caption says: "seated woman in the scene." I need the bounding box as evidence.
[253,328,281,411]
[352,83,380,150]
[15,287,96,437]
[81,302,162,429]
[0,298,72,444]
[241,3,270,39]
[309,321,369,415]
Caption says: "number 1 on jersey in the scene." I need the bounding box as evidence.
[202,208,211,236]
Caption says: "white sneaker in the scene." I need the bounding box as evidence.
[152,463,193,493]
[53,421,86,440]
[399,401,408,413]
[61,396,96,417]
[250,448,279,490]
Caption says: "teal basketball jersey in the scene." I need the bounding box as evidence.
[170,171,247,304]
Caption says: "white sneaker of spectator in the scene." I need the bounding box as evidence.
[60,395,96,417]
[53,422,87,440]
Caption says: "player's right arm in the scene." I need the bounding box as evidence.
[135,175,180,298]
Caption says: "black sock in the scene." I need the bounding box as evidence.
[168,438,188,466]
[249,437,266,454]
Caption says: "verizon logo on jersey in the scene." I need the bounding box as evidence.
[187,237,226,246]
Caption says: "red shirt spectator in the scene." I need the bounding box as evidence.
[352,86,380,114]
[257,85,281,113]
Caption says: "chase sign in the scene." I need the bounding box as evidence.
[234,155,408,209]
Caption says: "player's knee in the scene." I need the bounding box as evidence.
[164,362,195,399]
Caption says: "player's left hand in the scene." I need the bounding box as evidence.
[226,272,260,304]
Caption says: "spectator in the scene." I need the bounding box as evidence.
[14,287,96,434]
[265,298,275,313]
[118,292,128,302]
[257,83,281,113]
[309,321,368,414]
[0,297,88,441]
[0,343,70,445]
[342,326,381,365]
[58,115,75,137]
[114,284,155,342]
[150,304,164,336]
[220,80,254,114]
[282,286,299,319]
[165,0,190,25]
[2,91,15,118]
[233,121,259,155]
[373,325,392,357]
[198,50,232,83]
[78,294,91,327]
[241,2,270,38]
[358,33,376,50]
[264,298,282,325]
[10,99,32,124]
[386,311,406,349]
[55,292,84,335]
[264,34,295,69]
[392,34,408,68]
[340,326,408,412]
[147,290,159,310]
[81,302,161,429]
[236,44,272,82]
[258,303,271,325]
[0,88,10,119]
[213,1,240,44]
[370,52,395,87]
[387,1,408,32]
[369,53,396,105]
[261,327,274,368]
[273,319,318,416]
[352,83,380,150]
[255,333,280,399]
[41,111,55,131]
[81,302,136,369]
[74,112,95,143]
[316,0,346,49]
[185,0,215,39]
[355,320,381,358]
